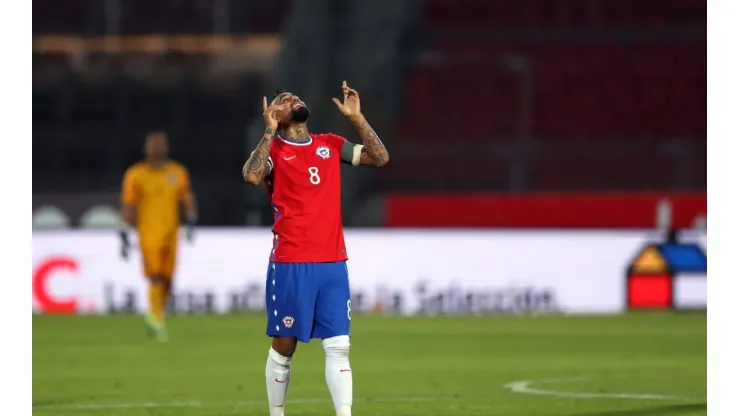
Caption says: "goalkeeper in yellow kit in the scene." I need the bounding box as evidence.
[119,131,197,341]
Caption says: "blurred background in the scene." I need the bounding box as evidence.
[32,0,706,229]
[32,2,707,413]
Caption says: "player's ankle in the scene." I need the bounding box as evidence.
[336,405,351,416]
[269,405,285,416]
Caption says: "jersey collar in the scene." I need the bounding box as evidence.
[277,134,313,146]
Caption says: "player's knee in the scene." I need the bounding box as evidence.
[271,337,298,358]
[148,275,167,285]
[322,335,350,357]
[268,346,293,367]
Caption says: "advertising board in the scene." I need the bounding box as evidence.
[31,229,706,315]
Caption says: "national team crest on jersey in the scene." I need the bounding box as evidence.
[316,146,331,159]
[168,174,178,184]
[282,316,295,328]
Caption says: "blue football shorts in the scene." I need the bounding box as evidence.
[265,261,351,343]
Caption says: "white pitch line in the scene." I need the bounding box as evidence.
[34,377,703,411]
[32,396,442,411]
[34,401,203,410]
[504,377,700,401]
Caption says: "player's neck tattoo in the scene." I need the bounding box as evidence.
[280,124,310,142]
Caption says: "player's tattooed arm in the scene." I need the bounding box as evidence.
[332,81,389,167]
[244,96,281,185]
[243,127,276,185]
[350,115,389,167]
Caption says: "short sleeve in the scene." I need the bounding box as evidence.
[315,133,362,166]
[265,146,277,176]
[121,167,140,205]
[266,155,274,174]
[316,133,347,151]
[178,166,194,202]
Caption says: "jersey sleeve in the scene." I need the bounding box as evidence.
[319,133,347,150]
[317,133,363,166]
[121,167,140,206]
[178,166,194,202]
[265,145,278,176]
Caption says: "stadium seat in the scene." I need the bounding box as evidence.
[33,206,71,230]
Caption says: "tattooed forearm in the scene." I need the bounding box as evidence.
[242,128,276,184]
[350,115,389,166]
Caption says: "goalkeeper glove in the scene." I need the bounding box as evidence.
[118,225,132,260]
[185,214,197,243]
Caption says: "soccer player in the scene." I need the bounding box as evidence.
[242,81,389,416]
[119,130,198,342]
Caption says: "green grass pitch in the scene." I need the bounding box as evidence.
[33,313,706,415]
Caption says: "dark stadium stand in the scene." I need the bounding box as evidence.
[32,0,706,223]
[381,0,706,191]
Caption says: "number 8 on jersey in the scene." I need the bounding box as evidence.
[308,167,321,185]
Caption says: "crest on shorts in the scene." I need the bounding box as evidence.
[316,146,331,159]
[282,316,295,328]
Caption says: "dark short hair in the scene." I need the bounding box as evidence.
[146,129,167,140]
[272,89,286,101]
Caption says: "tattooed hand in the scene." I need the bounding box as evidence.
[263,96,282,130]
[332,81,362,118]
[332,81,388,166]
[243,97,281,185]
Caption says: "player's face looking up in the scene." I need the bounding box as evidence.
[272,92,310,124]
[145,131,169,160]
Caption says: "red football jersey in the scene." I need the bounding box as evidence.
[265,133,349,263]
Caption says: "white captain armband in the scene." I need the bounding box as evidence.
[340,142,364,166]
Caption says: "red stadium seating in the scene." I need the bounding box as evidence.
[388,0,705,190]
[423,0,705,30]
[529,149,682,190]
[401,42,705,141]
[397,61,523,141]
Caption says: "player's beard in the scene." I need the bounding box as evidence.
[291,106,311,123]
